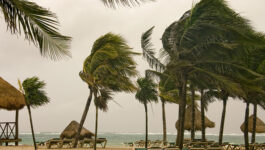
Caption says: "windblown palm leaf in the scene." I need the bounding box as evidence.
[141,26,165,71]
[0,0,71,60]
[101,0,155,8]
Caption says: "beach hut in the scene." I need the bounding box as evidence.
[240,115,265,133]
[60,120,94,140]
[0,77,26,145]
[175,105,215,131]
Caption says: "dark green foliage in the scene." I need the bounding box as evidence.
[22,76,49,108]
[136,76,158,104]
[94,88,113,112]
[0,0,71,60]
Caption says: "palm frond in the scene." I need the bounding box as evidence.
[0,0,71,60]
[141,26,165,71]
[101,0,155,8]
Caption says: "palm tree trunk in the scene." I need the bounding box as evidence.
[94,106,99,150]
[15,110,19,146]
[27,106,37,150]
[200,89,206,142]
[179,77,187,150]
[251,103,257,144]
[219,98,227,145]
[144,102,148,149]
[191,86,195,141]
[176,101,181,145]
[244,102,250,150]
[161,99,167,146]
[73,88,93,147]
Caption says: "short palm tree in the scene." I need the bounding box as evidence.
[135,76,158,149]
[18,77,49,150]
[0,0,71,60]
[74,33,138,148]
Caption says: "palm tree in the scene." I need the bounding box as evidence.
[135,76,158,149]
[0,0,71,60]
[74,33,138,148]
[142,0,265,148]
[141,26,171,145]
[242,89,265,150]
[18,77,49,150]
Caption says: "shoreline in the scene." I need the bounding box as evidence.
[0,146,134,150]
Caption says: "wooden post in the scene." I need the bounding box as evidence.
[6,123,8,146]
[15,110,19,146]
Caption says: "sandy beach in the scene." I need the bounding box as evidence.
[0,146,134,150]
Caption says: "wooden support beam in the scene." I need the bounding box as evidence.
[15,110,19,146]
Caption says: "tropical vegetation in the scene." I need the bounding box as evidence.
[18,77,49,150]
[0,0,71,60]
[141,0,265,149]
[75,33,139,149]
[135,76,158,148]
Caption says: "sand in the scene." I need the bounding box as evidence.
[0,146,134,150]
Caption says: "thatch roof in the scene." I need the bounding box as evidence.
[240,115,265,133]
[60,121,94,140]
[0,77,26,110]
[176,105,215,131]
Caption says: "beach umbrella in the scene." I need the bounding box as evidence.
[0,77,26,110]
[240,115,265,133]
[60,120,94,140]
[0,77,26,146]
[175,105,215,131]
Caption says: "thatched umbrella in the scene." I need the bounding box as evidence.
[175,105,215,131]
[240,115,265,133]
[60,120,94,140]
[0,77,26,145]
[0,77,26,110]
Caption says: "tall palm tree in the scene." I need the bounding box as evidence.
[74,33,138,148]
[0,0,71,60]
[18,77,49,150]
[141,27,178,145]
[242,90,265,150]
[135,76,158,149]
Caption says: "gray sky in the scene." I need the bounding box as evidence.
[1,0,265,135]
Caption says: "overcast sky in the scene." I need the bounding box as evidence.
[1,0,265,135]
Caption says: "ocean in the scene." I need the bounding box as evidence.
[18,132,265,146]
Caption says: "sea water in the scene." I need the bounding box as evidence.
[18,132,265,146]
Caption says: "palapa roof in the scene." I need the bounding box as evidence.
[60,120,94,140]
[175,105,215,131]
[0,77,26,110]
[240,115,265,133]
